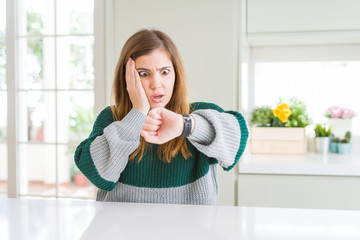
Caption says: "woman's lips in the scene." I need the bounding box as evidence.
[151,94,165,103]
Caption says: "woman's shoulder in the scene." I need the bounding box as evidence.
[190,102,225,113]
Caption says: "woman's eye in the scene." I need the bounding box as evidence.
[138,71,149,77]
[161,69,170,75]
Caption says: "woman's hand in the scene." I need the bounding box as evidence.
[125,58,150,115]
[141,107,183,144]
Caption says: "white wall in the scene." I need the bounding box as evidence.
[106,0,243,206]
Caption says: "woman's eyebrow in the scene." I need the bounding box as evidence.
[136,66,172,71]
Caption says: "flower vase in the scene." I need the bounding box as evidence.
[314,137,330,154]
[338,143,352,154]
[327,119,352,138]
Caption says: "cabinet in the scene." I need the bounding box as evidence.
[237,153,360,210]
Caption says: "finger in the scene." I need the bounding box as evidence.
[144,116,162,126]
[125,58,133,87]
[141,130,158,143]
[132,60,142,88]
[148,108,162,120]
[142,122,160,132]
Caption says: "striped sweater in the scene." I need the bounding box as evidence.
[74,102,248,205]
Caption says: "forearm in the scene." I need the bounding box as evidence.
[76,108,146,190]
[188,109,248,170]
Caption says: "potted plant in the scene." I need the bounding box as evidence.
[251,106,273,127]
[325,106,355,138]
[250,98,311,155]
[71,163,88,187]
[329,133,339,153]
[338,131,352,154]
[314,124,331,154]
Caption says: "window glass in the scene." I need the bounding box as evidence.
[18,91,56,143]
[0,0,6,198]
[57,145,96,198]
[57,91,94,144]
[0,40,5,90]
[18,38,56,89]
[57,37,94,89]
[56,0,94,35]
[18,0,55,35]
[0,92,7,197]
[0,0,5,38]
[19,143,56,197]
[254,61,360,135]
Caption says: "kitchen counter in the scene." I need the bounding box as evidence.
[1,198,360,240]
[239,152,360,176]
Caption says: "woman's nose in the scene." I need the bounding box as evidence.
[150,73,162,89]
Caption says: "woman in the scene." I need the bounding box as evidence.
[74,29,248,205]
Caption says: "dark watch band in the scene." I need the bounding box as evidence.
[179,114,192,138]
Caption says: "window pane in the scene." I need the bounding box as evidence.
[57,37,94,89]
[0,0,5,38]
[57,145,96,198]
[56,0,94,35]
[19,143,56,197]
[18,0,55,35]
[57,91,94,144]
[0,40,5,90]
[254,61,360,135]
[0,92,6,140]
[18,38,55,89]
[0,91,6,197]
[18,91,56,143]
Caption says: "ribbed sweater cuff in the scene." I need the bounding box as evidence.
[188,114,215,145]
[103,108,146,141]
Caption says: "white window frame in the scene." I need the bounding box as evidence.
[6,0,106,198]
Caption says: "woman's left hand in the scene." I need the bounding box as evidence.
[141,107,183,144]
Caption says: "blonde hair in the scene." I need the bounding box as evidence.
[111,29,191,163]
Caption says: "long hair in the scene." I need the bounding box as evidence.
[111,29,191,163]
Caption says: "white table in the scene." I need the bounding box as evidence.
[1,198,360,240]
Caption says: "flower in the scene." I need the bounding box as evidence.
[273,103,292,123]
[325,106,356,119]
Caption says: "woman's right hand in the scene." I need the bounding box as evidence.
[125,58,150,115]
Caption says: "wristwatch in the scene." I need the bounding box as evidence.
[179,114,192,138]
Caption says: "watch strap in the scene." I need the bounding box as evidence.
[179,114,192,138]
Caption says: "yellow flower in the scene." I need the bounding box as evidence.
[273,103,292,123]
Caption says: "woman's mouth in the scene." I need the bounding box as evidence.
[151,94,165,103]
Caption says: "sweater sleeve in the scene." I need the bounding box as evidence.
[74,107,146,191]
[188,102,249,171]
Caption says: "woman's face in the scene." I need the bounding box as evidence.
[135,48,175,109]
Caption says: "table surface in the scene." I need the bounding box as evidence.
[1,198,360,240]
[239,152,360,176]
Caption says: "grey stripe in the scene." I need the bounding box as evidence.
[90,109,145,183]
[96,164,219,205]
[189,109,241,169]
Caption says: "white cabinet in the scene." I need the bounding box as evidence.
[237,153,360,210]
[238,174,360,210]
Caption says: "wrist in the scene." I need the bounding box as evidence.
[134,106,149,115]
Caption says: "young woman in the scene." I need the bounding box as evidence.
[74,29,248,205]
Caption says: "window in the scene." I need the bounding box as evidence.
[0,0,7,198]
[253,61,360,136]
[4,0,102,199]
